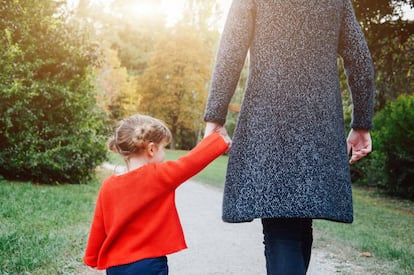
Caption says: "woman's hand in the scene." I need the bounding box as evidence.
[347,129,372,164]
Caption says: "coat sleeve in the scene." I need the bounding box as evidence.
[83,191,106,268]
[204,0,256,125]
[338,0,375,130]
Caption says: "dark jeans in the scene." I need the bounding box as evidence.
[106,256,168,275]
[262,218,313,275]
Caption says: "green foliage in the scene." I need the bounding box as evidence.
[0,0,107,184]
[369,94,414,198]
[95,48,139,123]
[138,25,213,149]
[353,0,414,110]
[102,0,166,75]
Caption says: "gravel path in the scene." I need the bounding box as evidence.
[80,169,381,274]
[169,180,365,275]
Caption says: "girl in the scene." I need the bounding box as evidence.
[84,114,229,274]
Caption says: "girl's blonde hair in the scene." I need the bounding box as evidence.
[108,114,172,159]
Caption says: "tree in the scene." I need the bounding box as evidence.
[352,0,414,110]
[74,0,171,123]
[370,94,414,199]
[0,0,107,184]
[73,0,167,75]
[181,0,222,48]
[137,25,213,149]
[106,0,166,74]
[95,48,139,123]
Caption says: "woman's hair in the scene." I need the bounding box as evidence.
[108,114,172,158]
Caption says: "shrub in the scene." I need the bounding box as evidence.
[0,0,107,184]
[370,94,414,199]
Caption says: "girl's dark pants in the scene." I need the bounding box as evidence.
[106,256,168,275]
[262,218,313,275]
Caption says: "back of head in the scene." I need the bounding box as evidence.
[108,114,172,158]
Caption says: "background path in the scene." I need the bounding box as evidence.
[169,180,367,275]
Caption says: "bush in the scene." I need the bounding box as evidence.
[369,94,414,199]
[0,0,107,184]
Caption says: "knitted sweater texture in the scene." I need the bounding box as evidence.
[84,133,228,269]
[204,0,374,223]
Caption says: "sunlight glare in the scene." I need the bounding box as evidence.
[161,0,185,24]
[111,0,186,23]
[66,0,232,28]
[402,4,414,20]
[119,1,162,18]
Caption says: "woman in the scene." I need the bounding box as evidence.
[203,0,374,274]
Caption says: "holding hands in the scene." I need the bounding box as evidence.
[205,122,232,150]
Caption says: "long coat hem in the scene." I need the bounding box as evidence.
[222,215,353,224]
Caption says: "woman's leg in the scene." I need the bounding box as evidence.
[262,218,313,275]
[106,256,168,275]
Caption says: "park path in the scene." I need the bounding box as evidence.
[80,165,375,274]
[168,180,365,275]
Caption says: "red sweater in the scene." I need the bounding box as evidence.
[84,133,228,269]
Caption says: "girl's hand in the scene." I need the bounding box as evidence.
[205,122,224,137]
[205,122,232,150]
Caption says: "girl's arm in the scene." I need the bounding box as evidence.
[157,132,229,189]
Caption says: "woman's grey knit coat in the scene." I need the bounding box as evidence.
[204,0,375,223]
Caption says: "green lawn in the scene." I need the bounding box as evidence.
[0,151,413,274]
[0,177,103,273]
[314,187,414,274]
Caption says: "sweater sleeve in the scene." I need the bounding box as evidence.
[338,0,375,130]
[84,191,107,268]
[157,132,228,189]
[204,0,256,125]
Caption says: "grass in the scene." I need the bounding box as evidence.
[0,172,107,274]
[0,150,413,274]
[313,187,414,274]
